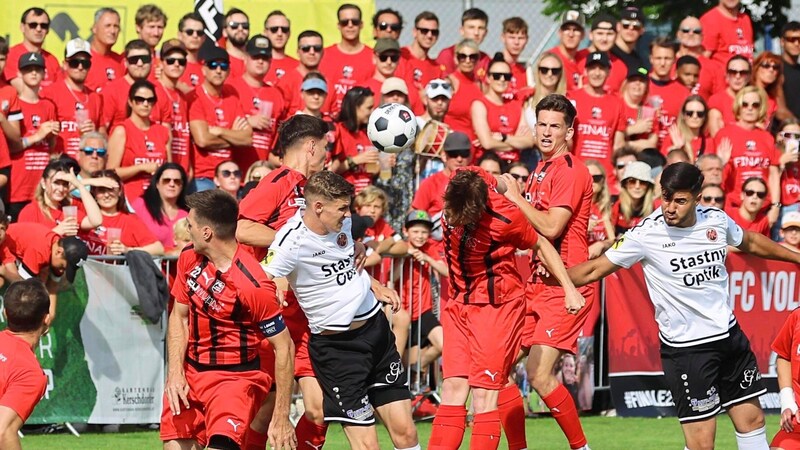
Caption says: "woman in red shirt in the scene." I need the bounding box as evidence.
[619,69,659,151]
[522,52,566,130]
[107,80,172,201]
[751,51,792,125]
[471,53,533,163]
[662,95,716,161]
[611,161,656,236]
[585,160,615,258]
[330,86,377,194]
[444,39,484,141]
[726,177,771,236]
[774,118,800,240]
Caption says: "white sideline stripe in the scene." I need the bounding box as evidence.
[678,406,721,422]
[609,371,665,377]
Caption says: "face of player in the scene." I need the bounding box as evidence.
[676,64,700,89]
[374,12,402,40]
[374,51,400,77]
[317,197,352,234]
[302,88,327,111]
[700,185,725,208]
[783,30,800,59]
[726,59,751,91]
[535,109,573,157]
[559,25,583,51]
[137,19,165,49]
[677,17,703,49]
[479,159,502,176]
[225,13,250,48]
[405,224,431,248]
[425,95,450,121]
[740,180,766,213]
[585,63,609,89]
[356,96,375,126]
[157,169,184,201]
[461,19,487,44]
[92,12,121,47]
[487,62,511,95]
[650,47,675,79]
[20,66,44,89]
[42,170,71,204]
[245,53,271,78]
[661,190,698,227]
[203,60,230,87]
[21,12,50,46]
[297,36,324,68]
[756,59,780,85]
[128,86,156,120]
[357,199,384,222]
[413,19,439,51]
[93,184,121,212]
[180,19,206,52]
[307,136,327,175]
[508,166,529,191]
[186,209,211,252]
[64,54,91,84]
[337,8,363,42]
[265,15,291,51]
[738,91,762,123]
[126,49,152,80]
[699,158,723,185]
[162,51,187,80]
[782,226,800,246]
[614,156,636,183]
[537,56,563,90]
[502,31,528,57]
[590,23,616,52]
[683,100,707,130]
[455,47,479,74]
[214,161,242,196]
[617,20,644,45]
[78,137,108,174]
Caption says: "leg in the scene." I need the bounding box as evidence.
[244,391,274,450]
[295,377,328,450]
[681,417,718,450]
[429,377,469,450]
[342,425,381,450]
[728,398,769,450]
[390,307,411,359]
[375,398,419,449]
[419,326,444,368]
[470,388,502,450]
[163,440,203,450]
[498,381,528,450]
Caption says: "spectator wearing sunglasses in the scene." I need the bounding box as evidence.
[700,0,754,66]
[4,8,61,93]
[675,16,724,100]
[726,177,770,236]
[751,51,793,125]
[274,30,324,116]
[708,55,751,136]
[548,10,586,93]
[85,8,124,93]
[176,12,207,90]
[523,52,566,124]
[319,4,375,118]
[781,22,800,119]
[506,162,530,193]
[71,132,120,202]
[363,39,404,103]
[131,163,189,252]
[578,14,627,95]
[155,40,191,175]
[585,160,615,258]
[399,12,443,114]
[372,8,403,40]
[134,5,167,55]
[611,7,648,77]
[41,39,104,159]
[611,161,656,236]
[435,8,490,76]
[477,17,529,101]
[220,8,250,78]
[699,183,726,208]
[619,67,659,151]
[213,160,243,200]
[262,10,297,86]
[774,119,800,240]
[663,95,716,161]
[444,39,484,144]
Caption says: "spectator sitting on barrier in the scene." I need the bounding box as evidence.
[130,162,188,254]
[779,211,800,252]
[80,170,163,257]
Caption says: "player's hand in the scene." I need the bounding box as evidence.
[564,287,586,315]
[165,370,191,415]
[374,284,401,312]
[354,242,367,272]
[780,408,797,432]
[498,173,524,204]
[267,416,297,450]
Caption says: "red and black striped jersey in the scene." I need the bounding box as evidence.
[442,166,539,305]
[173,244,282,369]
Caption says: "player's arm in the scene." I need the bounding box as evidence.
[236,219,277,249]
[370,275,400,312]
[737,229,800,264]
[261,321,296,448]
[777,355,799,432]
[165,302,191,416]
[498,173,573,240]
[566,255,622,287]
[533,235,586,313]
[0,406,23,450]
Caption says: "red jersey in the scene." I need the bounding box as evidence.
[0,87,21,169]
[712,124,778,203]
[4,45,61,88]
[228,54,245,79]
[179,61,205,89]
[647,79,690,147]
[549,46,582,92]
[412,170,449,217]
[40,80,103,157]
[332,122,375,193]
[319,44,374,116]
[395,240,442,319]
[155,83,191,173]
[588,203,609,245]
[227,76,286,168]
[781,162,800,206]
[18,201,87,230]
[524,153,592,271]
[186,84,246,178]
[173,245,282,368]
[0,330,47,422]
[620,101,661,143]
[442,166,539,305]
[117,119,170,200]
[85,49,124,92]
[700,7,754,66]
[443,71,482,141]
[13,98,56,203]
[275,68,303,116]
[435,46,490,77]
[101,77,171,130]
[79,212,159,255]
[265,56,299,86]
[364,217,398,243]
[237,166,306,262]
[708,90,736,127]
[569,89,625,175]
[725,206,770,236]
[6,222,59,277]
[771,308,800,407]
[659,133,716,159]
[399,47,444,113]
[479,97,523,162]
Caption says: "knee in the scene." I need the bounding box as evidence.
[527,369,556,394]
[392,422,419,448]
[303,405,325,424]
[394,309,411,327]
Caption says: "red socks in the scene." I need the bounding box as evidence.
[429,404,467,450]
[295,415,328,450]
[243,427,267,450]
[498,384,528,450]
[543,384,587,449]
[470,410,501,450]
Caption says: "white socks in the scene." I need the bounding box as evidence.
[734,425,769,450]
[394,445,421,450]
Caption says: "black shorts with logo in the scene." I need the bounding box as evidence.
[660,324,766,423]
[409,310,441,347]
[308,312,412,425]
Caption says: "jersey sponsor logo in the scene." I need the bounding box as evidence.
[336,233,347,247]
[385,360,403,383]
[346,395,373,421]
[106,67,116,80]
[227,418,242,432]
[611,236,625,249]
[413,68,422,81]
[276,68,285,78]
[745,140,756,151]
[499,115,509,127]
[312,250,326,257]
[343,65,354,79]
[32,114,41,128]
[662,242,675,248]
[736,28,744,39]
[321,257,357,285]
[545,328,556,337]
[739,366,761,389]
[265,249,276,266]
[669,248,727,286]
[706,229,718,241]
[484,369,499,382]
[190,74,199,86]
[211,280,225,294]
[172,101,180,114]
[591,106,601,119]
[690,386,720,413]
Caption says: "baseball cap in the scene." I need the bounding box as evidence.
[585,51,611,69]
[626,66,649,80]
[591,13,617,31]
[374,38,401,55]
[245,36,272,58]
[560,10,586,30]
[405,210,433,229]
[61,236,89,283]
[621,7,643,22]
[301,78,328,93]
[442,131,471,152]
[65,38,91,59]
[622,161,654,184]
[202,46,230,63]
[160,39,188,57]
[425,78,452,99]
[18,52,45,70]
[381,77,408,95]
[782,211,800,229]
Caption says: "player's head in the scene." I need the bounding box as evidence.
[275,114,329,174]
[444,169,488,228]
[304,171,354,234]
[185,189,239,252]
[534,94,576,156]
[404,210,433,248]
[355,185,388,223]
[3,279,50,334]
[659,162,704,227]
[51,236,89,284]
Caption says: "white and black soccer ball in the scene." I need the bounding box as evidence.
[367,103,417,153]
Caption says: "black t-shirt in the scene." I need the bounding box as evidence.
[783,60,800,118]
[612,44,649,72]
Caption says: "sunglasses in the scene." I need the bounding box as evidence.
[446,149,470,159]
[781,131,800,140]
[785,36,800,44]
[127,54,152,65]
[538,66,563,76]
[727,68,751,77]
[132,95,156,105]
[206,61,230,71]
[680,27,702,34]
[300,44,323,53]
[378,22,402,32]
[227,21,249,30]
[378,53,400,63]
[183,28,204,37]
[510,173,528,182]
[268,26,290,33]
[164,57,187,66]
[489,72,512,81]
[428,81,451,90]
[591,174,605,183]
[339,18,362,27]
[67,58,92,69]
[744,189,767,199]
[742,101,761,109]
[684,109,706,118]
[81,147,108,157]
[160,177,183,186]
[624,178,649,187]
[702,195,724,203]
[27,21,49,30]
[760,62,779,71]
[220,169,242,178]
[93,186,119,196]
[416,27,440,37]
[456,53,479,62]
[621,20,642,30]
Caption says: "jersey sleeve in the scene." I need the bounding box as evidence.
[772,310,799,360]
[2,363,47,422]
[238,181,284,224]
[264,229,300,279]
[239,277,286,339]
[604,231,645,268]
[724,213,744,247]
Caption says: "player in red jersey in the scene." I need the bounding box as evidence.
[701,0,754,66]
[156,40,192,175]
[275,31,324,116]
[176,13,207,92]
[427,166,582,450]
[771,305,800,449]
[399,12,444,113]
[501,94,594,450]
[161,190,295,450]
[647,38,691,148]
[0,279,52,449]
[262,11,298,86]
[435,8,490,76]
[548,10,586,93]
[85,8,124,93]
[236,114,330,450]
[4,8,61,93]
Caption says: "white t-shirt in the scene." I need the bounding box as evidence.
[266,211,381,334]
[605,206,744,347]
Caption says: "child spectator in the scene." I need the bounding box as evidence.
[779,211,800,252]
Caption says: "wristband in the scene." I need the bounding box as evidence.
[781,387,798,414]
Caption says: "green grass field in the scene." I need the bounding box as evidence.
[18,414,782,449]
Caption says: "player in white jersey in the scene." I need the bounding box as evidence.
[567,162,800,450]
[265,170,420,450]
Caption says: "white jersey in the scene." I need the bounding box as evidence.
[605,206,744,347]
[266,211,381,334]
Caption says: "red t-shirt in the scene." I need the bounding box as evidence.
[713,124,778,206]
[588,203,609,245]
[6,222,59,277]
[412,170,449,217]
[4,44,61,88]
[399,47,444,113]
[101,77,171,130]
[620,101,661,144]
[40,80,103,157]
[478,97,523,162]
[708,90,736,128]
[444,70,482,142]
[434,46,490,77]
[179,61,205,90]
[395,240,442,319]
[319,44,374,117]
[725,205,770,236]
[155,83,191,173]
[275,68,303,116]
[578,52,628,95]
[781,162,800,206]
[264,56,299,86]
[647,79,690,147]
[172,244,282,368]
[569,89,625,176]
[0,330,47,423]
[228,54,245,79]
[18,201,87,231]
[79,212,159,255]
[771,308,800,407]
[186,84,246,178]
[13,98,56,203]
[332,122,375,193]
[116,119,170,200]
[227,76,287,168]
[671,54,724,100]
[85,49,124,93]
[700,7,754,66]
[660,133,716,159]
[549,46,582,92]
[237,166,306,262]
[0,87,22,169]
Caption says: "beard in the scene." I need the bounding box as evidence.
[229,34,248,48]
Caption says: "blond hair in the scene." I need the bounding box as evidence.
[584,160,611,215]
[355,185,389,213]
[526,52,566,111]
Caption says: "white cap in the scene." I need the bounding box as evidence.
[622,161,654,184]
[425,78,452,99]
[65,38,91,59]
[381,77,409,95]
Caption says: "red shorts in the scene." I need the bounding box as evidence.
[259,291,315,379]
[441,297,525,390]
[521,282,594,354]
[160,363,270,446]
[772,420,800,450]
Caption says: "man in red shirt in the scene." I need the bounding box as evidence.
[428,165,582,450]
[0,279,51,449]
[161,190,295,450]
[579,14,628,94]
[708,55,751,136]
[435,8,490,76]
[319,4,375,117]
[155,40,192,175]
[0,38,22,197]
[85,8,124,93]
[372,8,403,40]
[478,17,529,101]
[548,10,586,92]
[221,8,251,78]
[135,5,167,55]
[399,11,443,114]
[187,47,252,192]
[676,16,724,100]
[502,94,594,450]
[262,11,298,86]
[647,38,690,148]
[177,13,207,92]
[4,8,61,93]
[701,0,754,65]
[275,31,324,116]
[362,39,402,98]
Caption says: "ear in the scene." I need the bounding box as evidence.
[566,126,575,142]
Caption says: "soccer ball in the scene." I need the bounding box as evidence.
[367,103,417,153]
